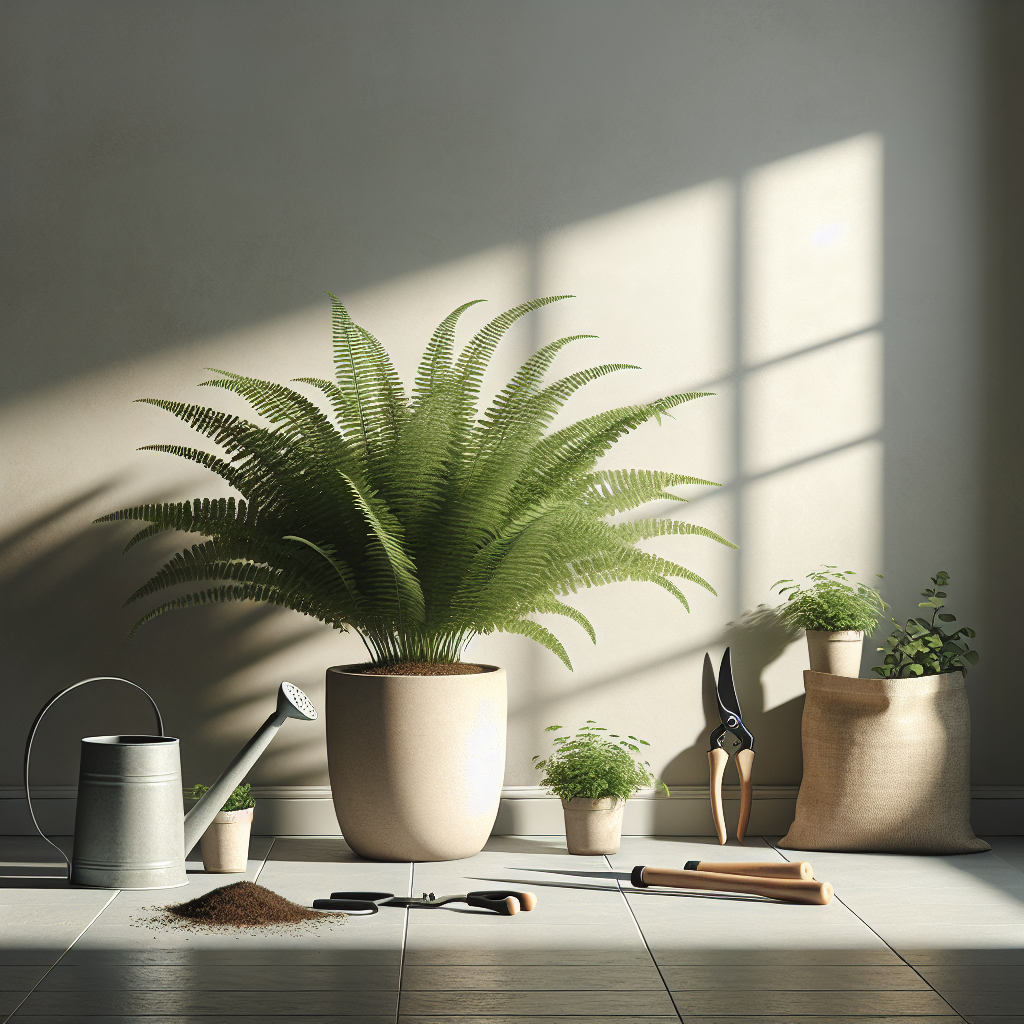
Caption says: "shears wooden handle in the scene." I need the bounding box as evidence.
[708,747,755,845]
[684,859,813,880]
[632,865,831,905]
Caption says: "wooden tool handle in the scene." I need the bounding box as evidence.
[516,891,538,912]
[688,860,814,880]
[636,865,832,905]
[735,748,754,844]
[708,748,728,845]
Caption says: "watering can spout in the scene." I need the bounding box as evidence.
[183,682,318,856]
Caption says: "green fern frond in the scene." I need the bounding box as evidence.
[611,518,737,549]
[582,469,715,514]
[100,296,732,663]
[531,595,598,644]
[497,618,574,671]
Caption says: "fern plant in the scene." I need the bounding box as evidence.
[533,721,668,801]
[772,566,886,634]
[97,295,733,669]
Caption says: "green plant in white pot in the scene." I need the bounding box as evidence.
[534,722,668,855]
[99,294,732,861]
[187,783,255,874]
[772,566,886,677]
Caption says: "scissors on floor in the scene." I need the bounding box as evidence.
[313,889,537,916]
[708,646,754,845]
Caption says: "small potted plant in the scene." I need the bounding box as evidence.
[187,782,256,873]
[772,566,886,677]
[533,721,667,855]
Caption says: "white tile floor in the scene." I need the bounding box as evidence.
[1,834,1022,1022]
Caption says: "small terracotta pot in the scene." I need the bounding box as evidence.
[199,807,253,873]
[561,796,625,855]
[805,629,864,677]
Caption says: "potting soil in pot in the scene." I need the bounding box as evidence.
[136,881,344,934]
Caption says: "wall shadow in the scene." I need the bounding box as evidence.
[3,0,932,403]
[660,605,803,790]
[1,489,325,789]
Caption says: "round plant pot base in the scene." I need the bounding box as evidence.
[326,664,507,862]
[562,797,625,855]
[199,807,253,873]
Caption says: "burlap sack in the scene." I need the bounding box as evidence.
[779,670,989,854]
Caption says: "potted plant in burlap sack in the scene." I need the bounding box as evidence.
[780,571,988,854]
[772,566,886,676]
[534,722,668,855]
[99,295,732,862]
[188,783,256,873]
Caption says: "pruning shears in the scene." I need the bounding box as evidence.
[708,647,754,845]
[313,889,537,916]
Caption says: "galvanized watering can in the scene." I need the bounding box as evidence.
[24,676,317,889]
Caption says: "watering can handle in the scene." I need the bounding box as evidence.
[23,677,164,880]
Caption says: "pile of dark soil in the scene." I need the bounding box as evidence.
[355,661,485,676]
[166,882,323,928]
[133,881,345,934]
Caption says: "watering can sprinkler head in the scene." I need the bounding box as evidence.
[276,681,318,723]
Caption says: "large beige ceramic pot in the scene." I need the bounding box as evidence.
[326,664,506,861]
[805,629,864,676]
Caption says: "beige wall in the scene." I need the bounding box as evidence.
[3,1,1016,796]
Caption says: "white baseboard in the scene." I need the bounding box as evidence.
[3,785,1022,837]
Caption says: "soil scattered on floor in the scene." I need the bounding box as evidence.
[134,881,344,935]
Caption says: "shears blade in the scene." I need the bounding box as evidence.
[716,647,743,726]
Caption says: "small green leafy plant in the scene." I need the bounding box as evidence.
[532,721,668,802]
[873,571,978,678]
[187,782,255,812]
[772,566,886,634]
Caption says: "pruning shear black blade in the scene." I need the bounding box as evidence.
[713,648,752,750]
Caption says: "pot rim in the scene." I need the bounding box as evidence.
[805,629,864,641]
[211,807,254,821]
[327,662,502,677]
[560,795,626,809]
[804,667,965,694]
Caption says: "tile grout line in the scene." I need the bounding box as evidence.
[4,836,278,1022]
[2,887,120,1024]
[397,860,413,1019]
[764,837,970,1023]
[986,843,1024,879]
[605,854,684,1024]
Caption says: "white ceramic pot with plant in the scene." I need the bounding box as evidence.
[100,295,733,862]
[188,783,255,873]
[772,566,887,677]
[534,721,668,855]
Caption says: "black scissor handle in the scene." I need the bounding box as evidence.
[466,889,537,915]
[329,891,394,902]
